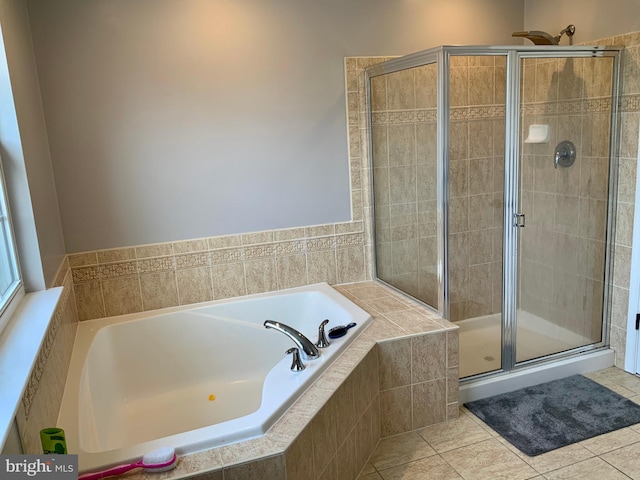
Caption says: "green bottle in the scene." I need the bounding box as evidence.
[40,428,67,454]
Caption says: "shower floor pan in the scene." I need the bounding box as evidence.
[458,311,602,378]
[457,311,614,402]
[456,311,594,378]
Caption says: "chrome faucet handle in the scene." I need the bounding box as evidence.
[285,347,306,371]
[316,319,331,348]
[264,320,320,360]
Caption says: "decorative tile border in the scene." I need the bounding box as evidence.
[70,227,371,320]
[371,105,505,125]
[99,261,138,278]
[451,105,506,121]
[306,236,335,252]
[21,264,76,420]
[336,232,365,248]
[620,94,640,112]
[369,95,640,127]
[210,247,243,265]
[71,232,367,284]
[371,109,438,126]
[274,240,306,256]
[137,256,175,274]
[520,97,614,116]
[176,252,210,270]
[243,244,275,260]
[584,97,613,113]
[72,265,99,283]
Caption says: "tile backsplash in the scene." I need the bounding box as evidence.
[70,224,368,320]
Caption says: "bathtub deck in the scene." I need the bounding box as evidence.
[117,281,457,480]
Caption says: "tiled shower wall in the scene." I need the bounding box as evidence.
[607,32,640,367]
[519,55,614,342]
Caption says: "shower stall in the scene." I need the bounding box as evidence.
[366,44,622,396]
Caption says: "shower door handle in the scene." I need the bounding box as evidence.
[513,213,525,228]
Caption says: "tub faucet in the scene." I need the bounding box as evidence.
[264,320,320,360]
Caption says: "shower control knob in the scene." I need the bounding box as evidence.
[554,140,577,169]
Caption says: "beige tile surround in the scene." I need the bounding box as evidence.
[69,226,368,321]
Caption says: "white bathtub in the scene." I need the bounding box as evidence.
[58,283,372,473]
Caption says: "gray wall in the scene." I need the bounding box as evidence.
[0,0,65,290]
[26,0,524,253]
[525,0,640,43]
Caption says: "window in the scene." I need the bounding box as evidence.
[0,156,22,335]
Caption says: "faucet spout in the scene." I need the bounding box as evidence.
[264,320,320,360]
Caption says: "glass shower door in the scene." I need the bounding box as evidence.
[515,55,615,364]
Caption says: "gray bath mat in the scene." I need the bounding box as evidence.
[464,374,640,456]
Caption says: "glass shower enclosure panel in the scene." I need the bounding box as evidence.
[449,54,506,377]
[516,55,616,364]
[370,61,439,309]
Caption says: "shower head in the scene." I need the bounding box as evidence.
[512,24,576,45]
[512,30,557,45]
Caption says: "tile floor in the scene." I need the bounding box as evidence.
[357,367,640,479]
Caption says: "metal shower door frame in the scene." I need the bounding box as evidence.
[503,46,622,375]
